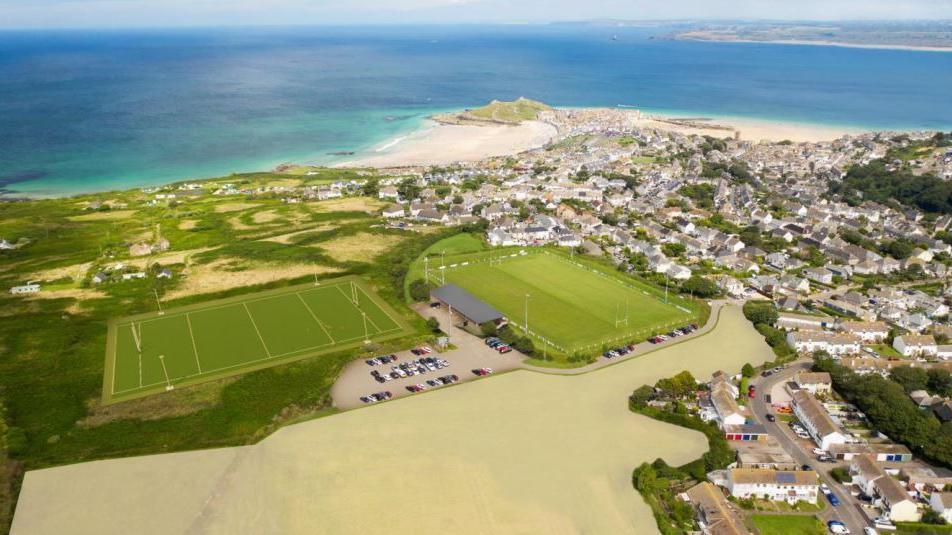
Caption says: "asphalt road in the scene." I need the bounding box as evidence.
[749,360,872,534]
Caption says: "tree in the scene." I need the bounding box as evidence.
[408,279,430,302]
[741,363,755,378]
[513,336,535,355]
[397,178,421,201]
[479,321,498,337]
[662,242,686,258]
[743,301,778,326]
[361,178,380,197]
[890,366,929,393]
[830,467,851,483]
[425,317,440,333]
[928,368,952,397]
[681,276,719,298]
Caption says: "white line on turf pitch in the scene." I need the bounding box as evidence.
[110,326,404,395]
[334,284,383,334]
[185,313,203,373]
[296,293,336,344]
[243,303,273,358]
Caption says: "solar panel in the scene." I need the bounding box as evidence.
[776,472,796,484]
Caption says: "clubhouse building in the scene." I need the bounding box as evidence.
[430,284,505,328]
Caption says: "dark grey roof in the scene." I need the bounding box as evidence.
[431,284,504,324]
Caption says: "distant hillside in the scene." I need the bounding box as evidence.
[434,98,552,126]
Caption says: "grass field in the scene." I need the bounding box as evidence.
[435,250,696,354]
[751,514,825,535]
[104,276,411,403]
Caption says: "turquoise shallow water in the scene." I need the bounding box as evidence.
[1,25,950,198]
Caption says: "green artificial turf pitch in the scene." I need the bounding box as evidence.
[438,251,696,354]
[104,277,411,403]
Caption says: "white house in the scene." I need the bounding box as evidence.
[726,468,819,504]
[851,455,919,523]
[794,372,832,396]
[837,320,889,343]
[381,204,405,218]
[786,330,861,356]
[9,284,40,295]
[791,390,847,450]
[893,334,938,358]
[930,492,952,524]
[666,264,692,281]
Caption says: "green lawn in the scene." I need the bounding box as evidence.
[867,343,904,359]
[106,276,410,403]
[442,251,695,353]
[751,514,825,535]
[405,232,486,298]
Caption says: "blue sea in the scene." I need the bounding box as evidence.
[1,25,951,197]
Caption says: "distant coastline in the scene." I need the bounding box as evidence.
[676,35,952,53]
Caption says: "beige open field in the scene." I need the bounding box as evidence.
[163,258,340,299]
[66,210,138,222]
[11,305,772,535]
[317,232,405,262]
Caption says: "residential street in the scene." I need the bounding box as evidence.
[749,360,872,534]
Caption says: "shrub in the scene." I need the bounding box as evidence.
[408,279,430,302]
[425,317,440,333]
[479,321,498,337]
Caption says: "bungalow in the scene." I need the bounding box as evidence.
[791,390,847,450]
[417,209,449,224]
[726,468,819,504]
[91,272,108,285]
[381,204,405,218]
[378,186,399,200]
[9,284,40,295]
[666,264,692,281]
[776,312,831,332]
[893,334,938,358]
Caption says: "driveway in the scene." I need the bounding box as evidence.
[749,360,872,534]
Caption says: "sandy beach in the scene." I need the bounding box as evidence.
[336,119,558,168]
[636,113,864,142]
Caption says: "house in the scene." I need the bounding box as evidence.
[893,334,938,358]
[9,284,40,295]
[837,320,889,343]
[378,186,399,200]
[0,239,13,250]
[794,372,832,396]
[930,492,952,524]
[91,272,109,285]
[157,268,174,279]
[684,482,750,535]
[791,390,847,450]
[726,468,819,504]
[121,272,146,281]
[381,204,405,218]
[803,267,833,285]
[776,313,831,331]
[711,388,746,428]
[666,264,692,281]
[488,229,516,247]
[129,243,153,257]
[851,455,919,523]
[786,330,861,356]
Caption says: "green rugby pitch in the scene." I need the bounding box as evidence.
[104,277,411,403]
[435,250,697,354]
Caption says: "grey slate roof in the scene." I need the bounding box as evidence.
[431,284,504,324]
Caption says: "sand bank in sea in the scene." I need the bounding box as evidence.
[336,119,558,168]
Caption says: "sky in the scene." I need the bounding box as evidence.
[0,0,950,29]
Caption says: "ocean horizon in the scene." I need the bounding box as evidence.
[1,24,951,198]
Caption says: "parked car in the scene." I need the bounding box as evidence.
[826,492,840,507]
[765,414,776,422]
[497,345,512,354]
[827,520,848,534]
[472,368,493,377]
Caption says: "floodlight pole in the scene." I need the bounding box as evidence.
[664,273,669,304]
[314,272,320,286]
[362,312,370,343]
[424,256,430,284]
[158,354,173,391]
[524,293,530,337]
[154,289,164,315]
